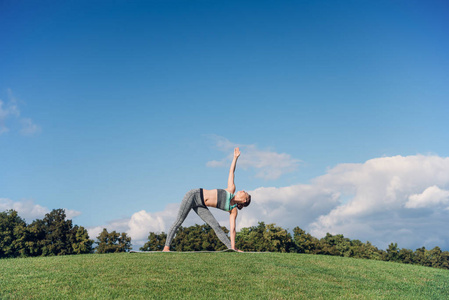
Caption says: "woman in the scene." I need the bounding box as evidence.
[163,147,251,252]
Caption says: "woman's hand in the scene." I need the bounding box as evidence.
[234,147,240,158]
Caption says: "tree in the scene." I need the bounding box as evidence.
[95,229,132,253]
[236,222,273,252]
[117,232,132,252]
[1,209,93,258]
[141,232,167,251]
[427,246,449,269]
[385,243,400,262]
[439,250,449,270]
[414,247,431,267]
[263,223,295,253]
[172,224,229,251]
[293,227,320,254]
[362,241,384,261]
[26,219,47,256]
[11,221,33,257]
[236,222,294,252]
[398,248,414,264]
[0,210,27,258]
[318,233,341,256]
[40,209,74,256]
[70,225,94,254]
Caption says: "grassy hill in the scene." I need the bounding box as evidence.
[1,252,448,299]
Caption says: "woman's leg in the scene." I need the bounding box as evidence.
[193,206,232,249]
[164,190,195,249]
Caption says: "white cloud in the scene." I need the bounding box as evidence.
[87,226,105,241]
[309,155,449,250]
[0,198,81,222]
[206,135,300,180]
[65,209,82,219]
[0,89,41,136]
[87,218,130,241]
[0,198,49,221]
[406,186,449,209]
[240,185,340,230]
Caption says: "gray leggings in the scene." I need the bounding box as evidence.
[165,189,232,249]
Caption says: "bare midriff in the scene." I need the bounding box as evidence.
[202,189,218,208]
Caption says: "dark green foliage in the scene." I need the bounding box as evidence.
[386,242,400,262]
[312,234,449,270]
[236,222,295,252]
[173,224,229,251]
[41,209,73,256]
[26,219,47,256]
[0,210,27,258]
[413,246,430,266]
[311,232,386,261]
[426,246,449,269]
[319,233,347,256]
[140,224,229,251]
[352,240,384,260]
[95,229,132,253]
[39,209,94,256]
[0,209,94,258]
[293,226,320,254]
[70,225,94,254]
[141,232,167,251]
[398,248,414,264]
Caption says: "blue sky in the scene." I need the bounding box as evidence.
[1,0,449,250]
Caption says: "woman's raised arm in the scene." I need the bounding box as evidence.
[227,148,240,193]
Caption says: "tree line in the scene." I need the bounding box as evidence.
[141,222,449,270]
[2,209,449,270]
[0,209,131,258]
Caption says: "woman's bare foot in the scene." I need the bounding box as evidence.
[162,246,170,252]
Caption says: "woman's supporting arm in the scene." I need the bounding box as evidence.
[229,208,238,250]
[227,148,240,193]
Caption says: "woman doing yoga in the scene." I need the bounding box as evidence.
[163,147,251,252]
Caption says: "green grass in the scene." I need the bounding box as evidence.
[1,252,448,299]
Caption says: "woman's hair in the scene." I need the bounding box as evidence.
[237,193,251,210]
